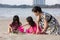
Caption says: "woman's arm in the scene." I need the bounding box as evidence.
[36,16,40,34]
[41,15,48,33]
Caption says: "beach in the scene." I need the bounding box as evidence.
[0,8,60,40]
[0,15,60,40]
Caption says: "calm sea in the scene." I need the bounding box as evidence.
[0,8,60,19]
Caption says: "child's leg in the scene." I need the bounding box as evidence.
[8,27,12,33]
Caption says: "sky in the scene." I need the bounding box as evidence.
[0,0,60,5]
[46,0,60,5]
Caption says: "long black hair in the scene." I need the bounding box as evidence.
[12,15,22,26]
[26,16,35,27]
[32,6,42,13]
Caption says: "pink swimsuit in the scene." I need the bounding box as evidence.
[18,26,24,33]
[26,23,42,34]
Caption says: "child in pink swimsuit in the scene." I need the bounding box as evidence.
[25,16,42,34]
[8,15,24,33]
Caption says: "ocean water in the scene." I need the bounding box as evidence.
[0,8,60,19]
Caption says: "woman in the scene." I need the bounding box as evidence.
[32,6,60,35]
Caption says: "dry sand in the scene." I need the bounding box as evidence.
[0,16,60,40]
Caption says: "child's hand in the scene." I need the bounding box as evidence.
[23,24,28,26]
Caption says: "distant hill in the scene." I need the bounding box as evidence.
[0,4,32,8]
[34,4,60,8]
[0,4,60,8]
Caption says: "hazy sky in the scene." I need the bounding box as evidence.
[0,0,60,5]
[46,0,60,5]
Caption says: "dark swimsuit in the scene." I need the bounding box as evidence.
[10,23,20,33]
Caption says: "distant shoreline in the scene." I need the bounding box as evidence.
[0,4,60,8]
[0,7,60,8]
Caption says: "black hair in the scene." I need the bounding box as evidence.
[32,6,42,13]
[26,16,35,27]
[12,15,22,26]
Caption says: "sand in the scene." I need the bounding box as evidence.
[0,16,60,40]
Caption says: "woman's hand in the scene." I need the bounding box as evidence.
[40,29,45,34]
[36,29,39,34]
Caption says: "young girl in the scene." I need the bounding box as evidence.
[8,15,24,33]
[25,16,42,34]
